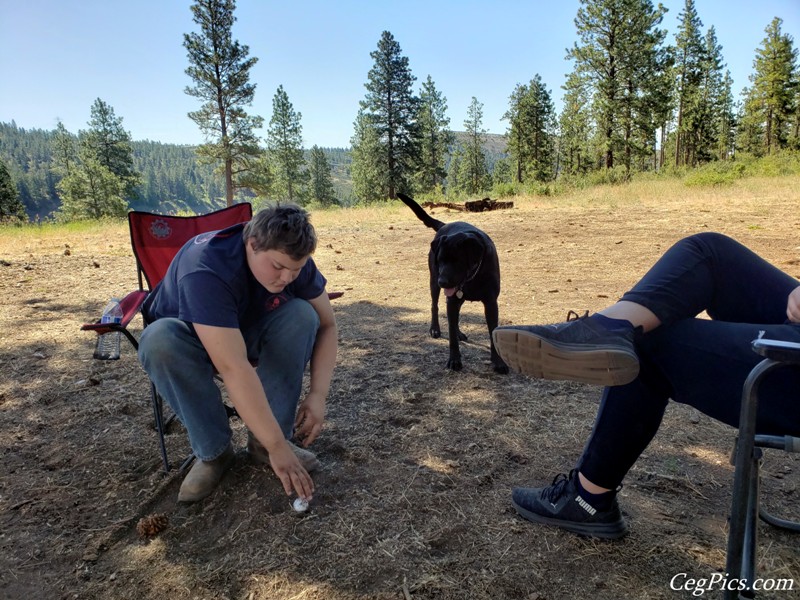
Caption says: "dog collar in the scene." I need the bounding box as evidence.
[456,257,483,298]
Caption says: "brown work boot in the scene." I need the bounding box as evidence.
[246,431,322,472]
[177,444,236,503]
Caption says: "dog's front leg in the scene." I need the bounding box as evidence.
[484,299,509,374]
[429,271,441,338]
[445,296,464,370]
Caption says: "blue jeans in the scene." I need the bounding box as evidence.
[138,299,319,461]
[578,232,800,489]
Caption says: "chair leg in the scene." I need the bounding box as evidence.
[150,382,171,472]
[724,358,779,600]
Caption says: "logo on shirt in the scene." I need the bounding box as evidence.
[149,219,172,240]
[193,232,216,245]
[266,293,288,312]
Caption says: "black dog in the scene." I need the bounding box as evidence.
[398,193,508,374]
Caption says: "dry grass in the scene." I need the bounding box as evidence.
[1,175,799,600]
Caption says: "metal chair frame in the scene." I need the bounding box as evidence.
[724,338,800,599]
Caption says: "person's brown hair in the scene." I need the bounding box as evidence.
[242,203,317,260]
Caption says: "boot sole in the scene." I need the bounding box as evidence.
[493,329,639,386]
[512,499,628,539]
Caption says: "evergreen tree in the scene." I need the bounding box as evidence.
[694,27,727,163]
[57,152,128,220]
[446,144,464,195]
[558,72,594,176]
[503,74,556,182]
[0,159,26,221]
[568,0,669,170]
[715,71,737,159]
[53,100,140,220]
[184,0,263,206]
[308,145,337,206]
[740,17,799,154]
[672,0,705,166]
[459,97,490,194]
[350,109,385,203]
[81,98,141,198]
[415,75,452,194]
[52,121,77,178]
[617,1,669,173]
[266,85,307,203]
[356,30,419,200]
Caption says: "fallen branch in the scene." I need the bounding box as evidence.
[421,198,514,213]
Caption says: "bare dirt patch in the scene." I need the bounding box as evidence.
[1,178,799,600]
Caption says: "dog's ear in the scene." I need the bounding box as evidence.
[448,232,484,260]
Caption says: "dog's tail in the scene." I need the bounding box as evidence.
[398,193,445,231]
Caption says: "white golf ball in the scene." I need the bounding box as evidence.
[292,497,309,512]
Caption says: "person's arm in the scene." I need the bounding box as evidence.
[788,285,800,323]
[294,291,338,447]
[193,323,314,500]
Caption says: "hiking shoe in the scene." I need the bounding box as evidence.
[177,443,235,503]
[492,311,639,386]
[247,431,322,473]
[512,470,628,539]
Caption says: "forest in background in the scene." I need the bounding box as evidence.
[0,122,508,220]
[0,0,797,222]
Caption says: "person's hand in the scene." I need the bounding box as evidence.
[268,439,314,500]
[294,391,326,447]
[788,285,800,323]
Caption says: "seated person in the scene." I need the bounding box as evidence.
[493,232,800,538]
[138,204,337,503]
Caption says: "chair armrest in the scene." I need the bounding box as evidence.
[752,338,800,364]
[81,290,149,334]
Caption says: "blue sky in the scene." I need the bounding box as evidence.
[1,0,798,148]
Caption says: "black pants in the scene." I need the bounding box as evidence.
[578,232,800,489]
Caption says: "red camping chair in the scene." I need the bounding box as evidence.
[82,203,255,472]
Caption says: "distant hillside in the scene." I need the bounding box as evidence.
[0,121,506,218]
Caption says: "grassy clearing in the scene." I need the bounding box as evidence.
[2,171,798,255]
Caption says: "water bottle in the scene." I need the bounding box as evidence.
[100,299,123,324]
[94,299,123,360]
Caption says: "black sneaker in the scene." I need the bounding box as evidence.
[492,311,639,386]
[512,470,628,539]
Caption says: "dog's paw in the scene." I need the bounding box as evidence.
[457,331,468,342]
[493,362,510,375]
[430,327,441,339]
[446,357,463,371]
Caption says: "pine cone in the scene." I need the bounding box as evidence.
[136,513,169,538]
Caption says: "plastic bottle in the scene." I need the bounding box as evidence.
[94,299,123,360]
[100,299,123,324]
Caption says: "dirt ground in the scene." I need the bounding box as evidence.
[1,177,799,600]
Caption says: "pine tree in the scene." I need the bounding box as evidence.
[672,0,705,166]
[504,74,557,183]
[81,98,141,198]
[0,159,26,222]
[53,100,139,220]
[266,85,307,203]
[350,109,385,203]
[459,97,489,194]
[184,0,263,206]
[741,17,799,154]
[415,76,452,194]
[308,146,336,206]
[568,0,668,171]
[558,72,593,176]
[356,31,419,200]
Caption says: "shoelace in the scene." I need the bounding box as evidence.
[566,310,589,322]
[540,469,577,503]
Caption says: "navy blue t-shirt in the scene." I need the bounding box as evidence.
[143,223,326,332]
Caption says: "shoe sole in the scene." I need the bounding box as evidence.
[512,499,628,539]
[493,329,639,386]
